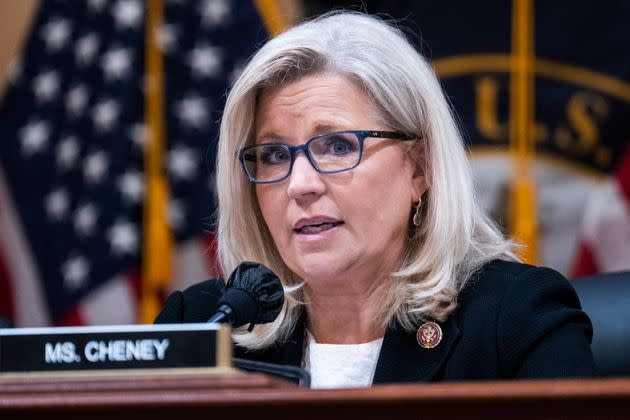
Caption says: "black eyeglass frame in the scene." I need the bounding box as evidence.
[238,130,417,184]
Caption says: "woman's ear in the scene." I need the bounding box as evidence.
[410,140,428,200]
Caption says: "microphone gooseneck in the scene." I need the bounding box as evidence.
[207,304,234,324]
[208,261,284,330]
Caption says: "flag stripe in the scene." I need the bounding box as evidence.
[80,274,137,325]
[57,306,84,327]
[170,238,215,293]
[615,146,630,203]
[0,165,50,326]
[0,242,14,319]
[572,241,600,277]
[573,179,630,276]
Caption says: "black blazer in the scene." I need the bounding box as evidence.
[155,260,595,382]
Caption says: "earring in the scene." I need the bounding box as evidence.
[413,198,422,226]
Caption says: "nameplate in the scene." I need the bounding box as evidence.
[0,323,232,373]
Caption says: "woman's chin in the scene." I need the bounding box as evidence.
[298,265,340,283]
[293,259,354,291]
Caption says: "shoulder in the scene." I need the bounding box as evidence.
[475,258,562,281]
[180,278,226,300]
[462,259,577,304]
[154,278,225,324]
[459,259,585,326]
[454,259,594,377]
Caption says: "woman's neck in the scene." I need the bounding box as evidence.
[304,276,391,344]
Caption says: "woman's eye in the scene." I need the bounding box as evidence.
[324,137,357,155]
[260,147,289,165]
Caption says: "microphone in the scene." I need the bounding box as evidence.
[208,261,284,331]
[207,263,311,387]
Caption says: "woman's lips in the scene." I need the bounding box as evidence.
[295,221,344,234]
[293,217,345,235]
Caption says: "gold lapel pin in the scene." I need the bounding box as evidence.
[417,322,442,349]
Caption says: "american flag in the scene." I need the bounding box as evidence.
[0,0,271,326]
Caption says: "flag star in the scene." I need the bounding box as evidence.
[168,200,186,232]
[83,151,109,184]
[199,0,231,27]
[228,62,245,85]
[168,145,198,180]
[57,135,80,170]
[107,220,138,256]
[7,58,22,85]
[19,120,51,156]
[45,188,70,221]
[62,255,90,291]
[174,95,209,129]
[66,84,90,118]
[88,0,108,12]
[75,33,100,67]
[32,70,61,102]
[40,17,72,52]
[117,170,145,204]
[101,47,132,80]
[128,122,147,149]
[92,99,120,132]
[112,0,143,29]
[74,203,98,236]
[155,24,178,54]
[187,44,222,78]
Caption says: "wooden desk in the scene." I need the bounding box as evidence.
[1,372,629,419]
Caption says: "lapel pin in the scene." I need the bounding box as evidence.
[417,322,442,349]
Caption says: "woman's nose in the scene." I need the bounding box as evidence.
[287,154,326,199]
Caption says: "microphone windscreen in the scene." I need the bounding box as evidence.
[216,288,257,328]
[225,262,284,325]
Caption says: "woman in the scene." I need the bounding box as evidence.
[156,12,594,387]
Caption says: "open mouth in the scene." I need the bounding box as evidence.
[295,221,344,234]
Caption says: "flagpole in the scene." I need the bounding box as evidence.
[141,0,172,324]
[509,0,538,264]
[254,0,290,36]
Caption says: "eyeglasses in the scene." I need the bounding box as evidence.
[238,130,417,184]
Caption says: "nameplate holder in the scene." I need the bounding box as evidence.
[0,323,232,374]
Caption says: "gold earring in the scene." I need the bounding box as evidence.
[413,198,422,226]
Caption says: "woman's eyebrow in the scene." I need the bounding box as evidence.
[311,122,338,133]
[255,131,285,144]
[256,122,345,144]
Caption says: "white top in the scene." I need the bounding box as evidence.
[304,331,384,389]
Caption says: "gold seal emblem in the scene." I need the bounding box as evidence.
[416,322,442,349]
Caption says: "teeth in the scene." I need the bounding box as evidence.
[298,222,339,234]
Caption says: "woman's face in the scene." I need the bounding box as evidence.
[254,74,426,294]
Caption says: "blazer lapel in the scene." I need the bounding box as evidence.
[274,317,305,366]
[372,315,461,384]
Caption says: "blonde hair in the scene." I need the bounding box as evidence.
[216,12,517,349]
